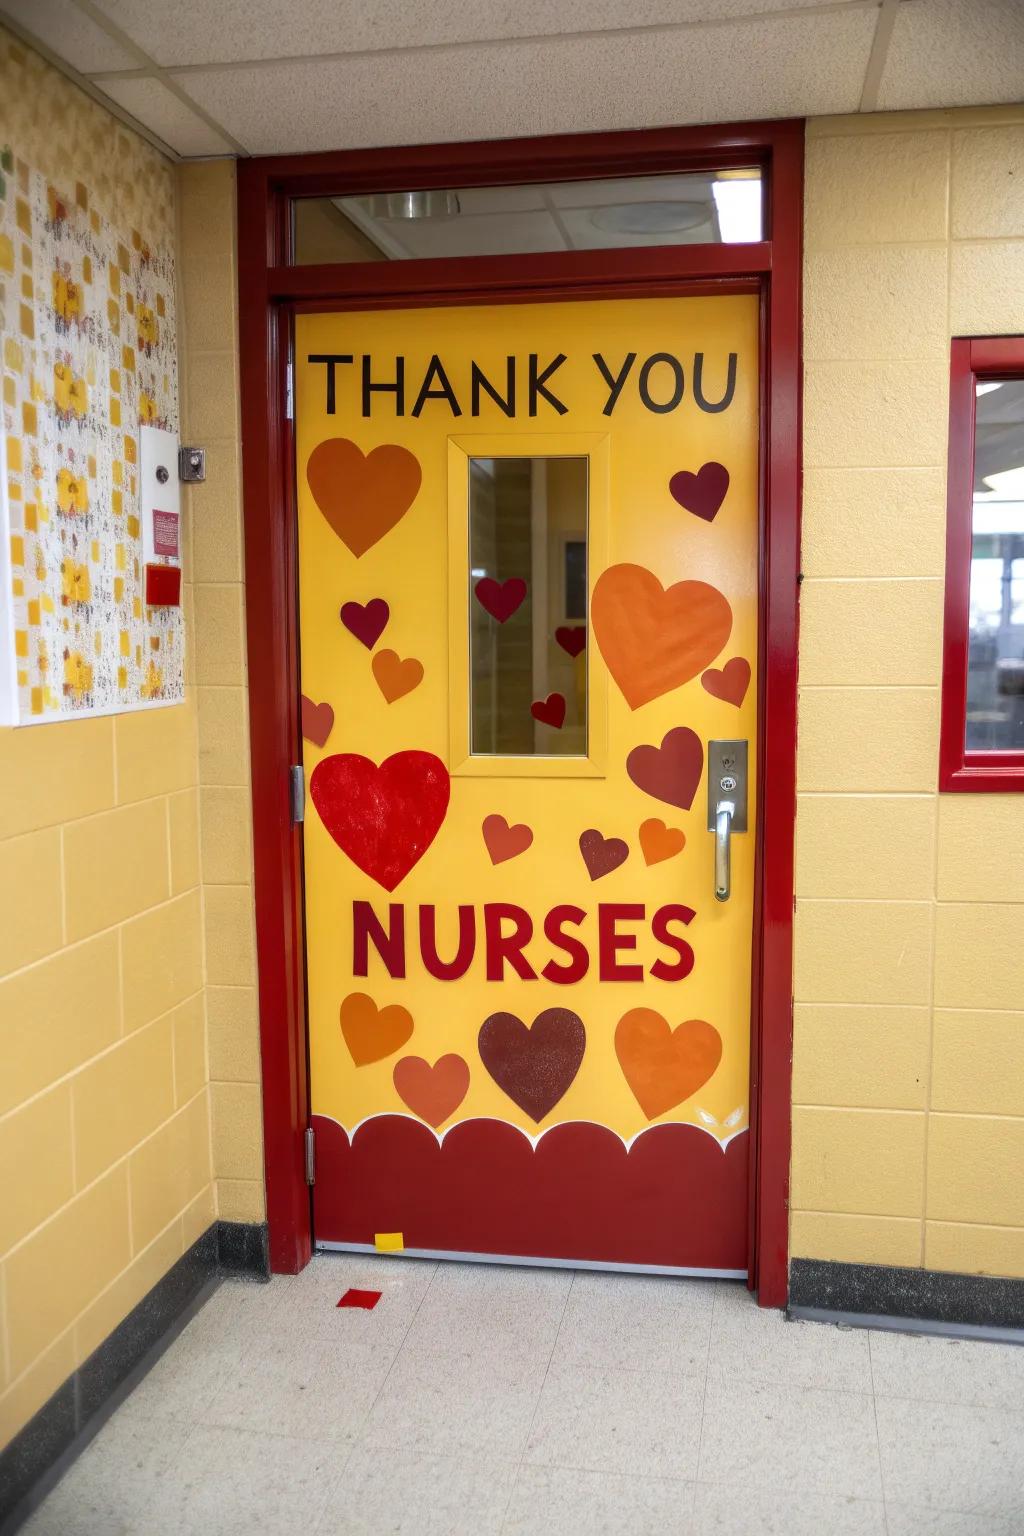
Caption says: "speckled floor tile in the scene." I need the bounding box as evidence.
[875,1395,1024,1519]
[548,1271,715,1378]
[502,1466,696,1535]
[869,1328,1024,1410]
[523,1363,704,1479]
[709,1284,873,1391]
[693,1482,886,1535]
[316,1445,518,1535]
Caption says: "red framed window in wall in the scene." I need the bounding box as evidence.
[940,335,1024,792]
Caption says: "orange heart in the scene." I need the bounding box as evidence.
[306,437,421,557]
[639,818,686,866]
[372,649,424,703]
[393,1054,470,1128]
[591,563,732,710]
[615,1008,722,1120]
[340,991,414,1066]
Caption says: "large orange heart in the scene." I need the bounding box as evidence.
[615,1008,722,1120]
[306,437,422,557]
[340,991,414,1066]
[591,563,732,709]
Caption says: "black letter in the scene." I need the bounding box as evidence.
[529,353,568,416]
[593,352,636,416]
[638,353,685,414]
[471,358,516,417]
[694,352,736,413]
[361,354,405,416]
[411,355,462,417]
[308,353,353,415]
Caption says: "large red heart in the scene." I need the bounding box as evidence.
[591,564,732,710]
[310,750,450,891]
[579,828,629,880]
[393,1054,470,1128]
[627,727,704,811]
[475,577,526,623]
[307,438,422,557]
[701,656,750,708]
[668,461,730,522]
[478,1008,585,1123]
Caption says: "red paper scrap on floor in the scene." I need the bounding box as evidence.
[337,1288,382,1310]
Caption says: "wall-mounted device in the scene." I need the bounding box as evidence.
[706,739,748,903]
[140,425,182,607]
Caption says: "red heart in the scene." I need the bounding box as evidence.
[669,462,730,522]
[531,693,566,728]
[478,1008,586,1123]
[702,657,751,708]
[393,1054,470,1128]
[340,598,389,650]
[301,695,334,748]
[310,750,450,892]
[475,577,526,623]
[627,728,704,811]
[555,626,586,658]
[579,828,629,880]
[482,814,534,865]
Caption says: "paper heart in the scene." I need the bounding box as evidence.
[310,749,449,892]
[627,727,704,811]
[531,692,566,728]
[301,695,334,748]
[616,1008,722,1120]
[340,598,389,649]
[701,656,751,708]
[393,1054,470,1128]
[555,626,586,658]
[475,576,526,623]
[668,461,730,522]
[340,991,414,1066]
[307,438,421,557]
[372,649,424,703]
[639,818,686,866]
[591,563,732,710]
[478,1008,586,1123]
[579,828,629,880]
[482,814,534,865]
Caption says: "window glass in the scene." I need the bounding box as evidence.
[966,378,1024,752]
[469,457,587,757]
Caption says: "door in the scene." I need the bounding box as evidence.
[296,293,758,1274]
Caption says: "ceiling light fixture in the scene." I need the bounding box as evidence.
[590,200,709,235]
[711,178,763,243]
[363,190,461,220]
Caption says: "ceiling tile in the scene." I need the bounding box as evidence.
[175,9,877,156]
[3,0,139,73]
[876,0,1024,111]
[96,76,236,156]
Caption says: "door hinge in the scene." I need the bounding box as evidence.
[305,1125,316,1185]
[285,361,294,421]
[290,763,305,823]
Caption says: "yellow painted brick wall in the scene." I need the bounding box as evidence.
[794,105,1024,1280]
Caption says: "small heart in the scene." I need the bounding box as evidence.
[555,626,586,658]
[639,818,686,866]
[478,1008,586,1123]
[340,991,414,1066]
[475,576,526,623]
[627,727,704,811]
[307,438,421,557]
[668,461,729,522]
[301,695,334,748]
[701,656,751,708]
[393,1054,470,1128]
[482,814,534,865]
[579,828,629,881]
[531,692,566,728]
[340,598,389,650]
[372,649,424,703]
[616,1008,722,1120]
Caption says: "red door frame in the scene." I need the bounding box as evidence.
[236,118,803,1305]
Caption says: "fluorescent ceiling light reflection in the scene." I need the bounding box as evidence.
[976,381,1004,397]
[711,178,762,243]
[982,466,1024,498]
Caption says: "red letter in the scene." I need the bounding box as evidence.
[650,903,696,981]
[419,905,476,981]
[541,905,590,984]
[598,903,645,982]
[352,900,405,979]
[483,903,537,981]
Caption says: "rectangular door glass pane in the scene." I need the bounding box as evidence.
[469,456,587,757]
[967,377,1024,752]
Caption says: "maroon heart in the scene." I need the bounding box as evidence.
[579,828,629,880]
[531,692,566,728]
[668,462,730,522]
[626,727,704,810]
[301,695,334,748]
[475,576,526,623]
[340,598,389,649]
[555,626,586,658]
[478,1008,586,1123]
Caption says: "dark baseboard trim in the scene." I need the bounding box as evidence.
[789,1257,1024,1331]
[0,1218,270,1534]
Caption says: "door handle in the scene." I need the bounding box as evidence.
[707,740,748,905]
[714,800,734,902]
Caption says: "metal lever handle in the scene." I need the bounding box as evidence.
[714,801,734,902]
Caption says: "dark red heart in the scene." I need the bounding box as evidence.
[702,656,751,708]
[626,727,704,810]
[669,462,729,522]
[340,598,389,649]
[579,828,629,880]
[531,692,566,728]
[310,750,450,892]
[555,626,586,658]
[475,577,526,623]
[478,1008,586,1123]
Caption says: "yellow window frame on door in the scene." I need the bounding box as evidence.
[446,430,610,779]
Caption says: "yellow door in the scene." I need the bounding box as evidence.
[297,294,757,1273]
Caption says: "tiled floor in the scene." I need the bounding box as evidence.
[24,1256,1024,1535]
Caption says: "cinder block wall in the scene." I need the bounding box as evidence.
[792,107,1024,1278]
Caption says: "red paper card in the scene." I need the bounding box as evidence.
[337,1288,381,1310]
